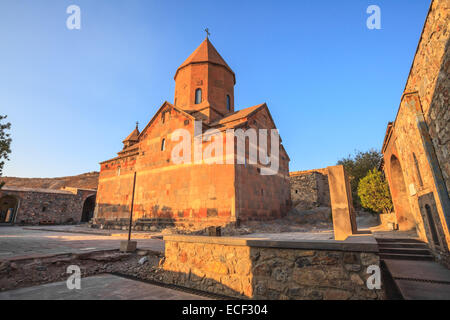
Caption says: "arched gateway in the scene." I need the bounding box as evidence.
[389,155,416,230]
[81,195,96,223]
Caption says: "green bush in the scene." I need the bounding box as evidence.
[357,169,393,214]
[337,149,383,208]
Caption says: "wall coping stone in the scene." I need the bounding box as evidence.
[163,234,379,253]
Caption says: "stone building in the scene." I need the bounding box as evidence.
[93,37,291,229]
[0,186,96,225]
[290,168,330,209]
[381,0,450,266]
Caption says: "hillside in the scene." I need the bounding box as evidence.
[1,172,99,190]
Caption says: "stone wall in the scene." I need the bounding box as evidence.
[0,187,96,225]
[381,0,450,261]
[162,235,384,300]
[404,0,450,194]
[290,169,330,209]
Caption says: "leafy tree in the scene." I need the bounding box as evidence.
[358,169,393,214]
[337,149,383,208]
[0,115,12,188]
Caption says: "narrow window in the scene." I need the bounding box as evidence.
[195,88,202,104]
[425,204,440,246]
[226,95,231,111]
[413,153,424,187]
[161,138,166,151]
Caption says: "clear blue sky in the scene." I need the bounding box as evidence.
[0,0,430,178]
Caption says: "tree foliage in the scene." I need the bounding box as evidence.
[0,115,12,188]
[337,149,383,208]
[358,169,393,214]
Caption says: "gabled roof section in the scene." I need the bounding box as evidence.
[138,101,196,138]
[209,103,266,127]
[175,38,236,83]
[381,122,394,153]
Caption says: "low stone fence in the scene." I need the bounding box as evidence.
[162,235,385,300]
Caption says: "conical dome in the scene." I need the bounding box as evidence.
[175,38,235,83]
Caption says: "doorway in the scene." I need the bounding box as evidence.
[418,192,448,251]
[0,195,18,224]
[389,155,416,230]
[81,195,96,223]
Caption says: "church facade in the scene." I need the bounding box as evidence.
[93,38,291,229]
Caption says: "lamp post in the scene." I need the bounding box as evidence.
[120,172,137,252]
[128,172,137,241]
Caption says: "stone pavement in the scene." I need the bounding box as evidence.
[23,224,163,239]
[0,226,164,260]
[0,274,208,300]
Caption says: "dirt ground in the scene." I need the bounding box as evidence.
[0,249,164,292]
[0,205,382,293]
[159,206,381,236]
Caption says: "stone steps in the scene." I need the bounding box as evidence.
[380,253,434,261]
[377,238,433,261]
[382,259,450,300]
[377,238,424,244]
[378,242,429,249]
[380,247,433,255]
[376,237,450,299]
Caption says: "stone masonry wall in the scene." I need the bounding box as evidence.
[382,0,450,259]
[290,169,330,209]
[404,0,450,193]
[0,187,96,225]
[162,236,384,300]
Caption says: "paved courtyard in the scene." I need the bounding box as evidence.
[0,274,208,300]
[0,226,164,260]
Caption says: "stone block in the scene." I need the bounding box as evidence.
[120,240,137,252]
[327,165,357,240]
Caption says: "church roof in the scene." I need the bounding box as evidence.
[123,125,140,143]
[210,103,265,127]
[175,38,235,83]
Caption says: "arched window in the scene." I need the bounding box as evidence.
[226,95,231,111]
[161,138,166,151]
[195,88,202,104]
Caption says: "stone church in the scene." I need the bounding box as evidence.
[93,37,291,229]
